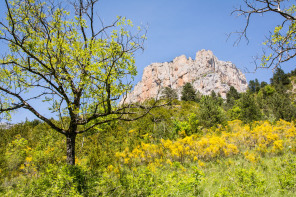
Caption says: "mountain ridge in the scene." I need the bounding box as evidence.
[121,49,248,104]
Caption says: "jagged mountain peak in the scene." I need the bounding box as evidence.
[121,50,247,104]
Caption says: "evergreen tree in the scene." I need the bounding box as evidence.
[255,79,261,92]
[248,80,256,93]
[196,91,202,103]
[161,86,178,106]
[226,86,240,109]
[239,92,261,123]
[198,96,226,128]
[270,68,290,92]
[270,92,296,121]
[260,81,268,89]
[161,86,178,101]
[211,90,223,106]
[227,86,240,101]
[181,83,197,102]
[256,85,276,118]
[211,90,217,98]
[248,79,260,93]
[288,68,296,77]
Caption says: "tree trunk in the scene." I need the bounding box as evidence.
[66,133,77,165]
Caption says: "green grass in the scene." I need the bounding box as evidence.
[93,153,296,196]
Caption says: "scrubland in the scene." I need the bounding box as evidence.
[1,101,296,196]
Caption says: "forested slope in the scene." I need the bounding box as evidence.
[1,68,296,196]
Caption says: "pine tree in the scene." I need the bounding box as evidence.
[226,86,240,109]
[211,90,217,98]
[270,92,296,121]
[270,68,290,92]
[198,96,225,127]
[227,86,240,101]
[181,83,197,102]
[248,79,260,93]
[260,81,268,89]
[239,92,261,123]
[161,87,178,101]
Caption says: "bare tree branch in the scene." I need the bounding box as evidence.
[232,0,296,69]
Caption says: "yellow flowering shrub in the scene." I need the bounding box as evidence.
[244,151,259,163]
[115,119,296,168]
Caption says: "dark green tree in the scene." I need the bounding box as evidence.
[270,92,296,121]
[255,79,261,92]
[210,90,223,106]
[239,92,261,123]
[181,83,196,102]
[211,90,217,98]
[256,85,276,118]
[270,68,290,92]
[198,96,226,128]
[226,86,240,107]
[196,91,202,103]
[248,79,260,93]
[288,68,296,77]
[256,84,296,122]
[260,81,268,89]
[248,80,255,93]
[161,87,178,101]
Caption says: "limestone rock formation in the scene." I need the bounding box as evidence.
[121,50,248,104]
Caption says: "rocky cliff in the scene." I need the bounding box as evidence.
[121,50,248,103]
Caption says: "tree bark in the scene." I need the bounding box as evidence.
[66,133,77,165]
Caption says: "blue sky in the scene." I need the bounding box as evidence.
[94,0,293,83]
[0,0,294,122]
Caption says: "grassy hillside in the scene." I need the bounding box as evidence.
[1,99,296,196]
[2,69,296,196]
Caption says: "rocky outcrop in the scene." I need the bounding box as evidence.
[0,122,13,129]
[121,50,248,104]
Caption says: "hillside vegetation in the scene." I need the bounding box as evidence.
[1,68,296,196]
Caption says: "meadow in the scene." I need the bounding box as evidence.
[1,100,296,196]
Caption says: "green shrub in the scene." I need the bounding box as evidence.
[277,157,296,191]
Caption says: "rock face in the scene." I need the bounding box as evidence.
[121,50,248,103]
[0,122,13,129]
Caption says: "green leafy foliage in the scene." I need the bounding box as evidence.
[216,167,266,196]
[1,99,296,196]
[236,1,296,68]
[2,0,296,196]
[227,105,242,121]
[173,113,200,136]
[277,157,296,191]
[257,82,296,122]
[0,0,151,166]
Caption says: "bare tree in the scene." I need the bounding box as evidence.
[232,0,296,69]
